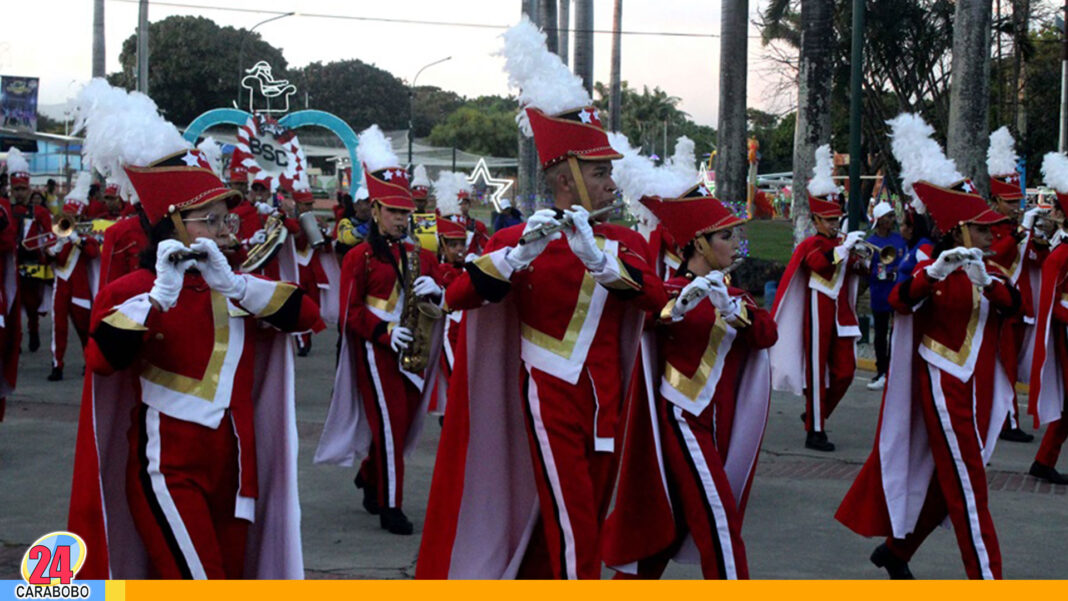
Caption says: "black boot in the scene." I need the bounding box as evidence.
[1029,461,1068,485]
[805,430,835,452]
[353,472,380,515]
[28,330,40,353]
[379,507,414,535]
[297,340,311,357]
[999,427,1034,443]
[870,543,914,579]
[47,366,63,381]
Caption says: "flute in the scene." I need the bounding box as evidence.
[676,257,745,309]
[517,200,625,246]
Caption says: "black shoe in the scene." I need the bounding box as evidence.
[297,343,310,357]
[805,430,835,452]
[47,366,63,381]
[353,473,380,515]
[28,331,39,353]
[438,415,444,428]
[379,508,414,535]
[870,543,915,580]
[999,427,1034,443]
[1029,461,1068,485]
[800,411,807,423]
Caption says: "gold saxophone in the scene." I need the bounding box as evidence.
[398,241,443,372]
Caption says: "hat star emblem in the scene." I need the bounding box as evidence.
[698,185,711,196]
[962,180,975,193]
[1007,174,1018,184]
[181,152,203,167]
[382,169,394,181]
[578,109,594,124]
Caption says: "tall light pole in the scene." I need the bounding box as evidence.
[408,56,452,168]
[236,11,296,108]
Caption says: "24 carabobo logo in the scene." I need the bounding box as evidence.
[15,532,90,599]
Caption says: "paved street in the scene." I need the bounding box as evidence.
[1,319,1065,580]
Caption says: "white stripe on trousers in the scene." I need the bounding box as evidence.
[672,406,738,579]
[144,407,208,580]
[525,367,579,579]
[50,280,58,368]
[927,365,995,579]
[810,290,822,432]
[365,341,399,508]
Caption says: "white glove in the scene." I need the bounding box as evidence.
[563,205,606,271]
[964,259,993,288]
[389,325,413,352]
[412,274,443,299]
[670,276,715,320]
[190,237,247,300]
[924,247,972,280]
[842,231,865,250]
[706,280,735,313]
[506,209,562,270]
[68,230,81,244]
[150,240,196,311]
[247,229,267,246]
[1021,207,1048,231]
[255,202,275,216]
[464,253,480,263]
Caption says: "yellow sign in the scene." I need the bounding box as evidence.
[412,212,438,253]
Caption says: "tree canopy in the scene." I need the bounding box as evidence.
[428,96,519,158]
[593,81,716,163]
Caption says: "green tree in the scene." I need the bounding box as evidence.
[288,59,409,131]
[411,86,464,138]
[108,15,287,126]
[593,81,716,161]
[428,102,519,158]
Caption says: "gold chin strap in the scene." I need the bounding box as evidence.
[170,212,193,246]
[567,156,593,211]
[960,222,973,248]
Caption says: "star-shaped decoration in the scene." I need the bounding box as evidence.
[961,180,975,193]
[382,169,393,181]
[467,157,514,213]
[1006,174,1019,184]
[698,160,715,193]
[697,185,711,197]
[578,109,593,124]
[181,152,202,167]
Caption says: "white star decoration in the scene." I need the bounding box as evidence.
[1007,174,1019,184]
[181,152,201,167]
[962,181,975,193]
[697,185,711,197]
[382,169,393,181]
[467,157,514,212]
[578,109,593,124]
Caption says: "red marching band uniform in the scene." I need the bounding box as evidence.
[770,156,862,451]
[417,20,667,579]
[67,80,324,579]
[0,150,22,420]
[602,187,777,580]
[315,125,445,536]
[836,114,1019,580]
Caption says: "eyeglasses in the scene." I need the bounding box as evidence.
[183,212,240,234]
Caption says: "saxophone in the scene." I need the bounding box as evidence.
[398,241,443,372]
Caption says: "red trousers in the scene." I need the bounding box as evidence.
[517,366,618,580]
[125,406,249,579]
[51,278,90,369]
[885,364,1002,579]
[356,341,422,510]
[804,292,856,433]
[1003,319,1026,429]
[1035,418,1068,467]
[615,402,748,580]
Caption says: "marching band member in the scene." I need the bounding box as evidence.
[411,164,432,214]
[314,125,445,536]
[0,152,19,420]
[334,186,372,258]
[451,174,490,258]
[8,147,52,354]
[988,127,1038,442]
[292,185,329,356]
[1025,151,1068,485]
[417,19,666,579]
[770,145,864,452]
[46,172,100,381]
[67,79,323,579]
[97,186,149,290]
[604,179,776,579]
[837,113,1019,580]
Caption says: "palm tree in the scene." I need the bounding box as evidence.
[792,0,835,242]
[946,0,992,195]
[573,0,594,95]
[559,0,571,65]
[717,0,749,207]
[540,0,559,54]
[93,0,105,78]
[610,0,623,132]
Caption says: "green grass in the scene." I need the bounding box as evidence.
[741,219,794,264]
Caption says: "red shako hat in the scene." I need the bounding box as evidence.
[411,185,429,201]
[293,188,314,204]
[526,106,623,170]
[365,165,414,211]
[124,148,241,226]
[104,183,120,197]
[639,184,747,248]
[911,179,1007,233]
[229,161,248,183]
[436,216,467,240]
[989,173,1024,202]
[808,191,845,218]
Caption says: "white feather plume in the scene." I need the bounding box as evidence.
[73,78,191,200]
[196,137,223,178]
[610,132,698,227]
[887,113,963,204]
[65,172,93,203]
[665,136,696,179]
[987,126,1018,177]
[499,15,590,136]
[411,164,430,188]
[434,171,465,217]
[355,185,369,201]
[4,146,29,174]
[807,145,838,197]
[1042,152,1068,194]
[356,125,400,173]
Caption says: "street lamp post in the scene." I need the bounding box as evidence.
[408,56,452,168]
[236,12,296,109]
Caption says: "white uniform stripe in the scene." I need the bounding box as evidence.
[50,280,59,368]
[928,366,995,579]
[525,367,579,580]
[144,408,208,580]
[365,341,398,508]
[810,290,822,431]
[672,406,738,579]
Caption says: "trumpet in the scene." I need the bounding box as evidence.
[517,200,625,246]
[850,241,899,265]
[21,217,95,250]
[299,212,328,249]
